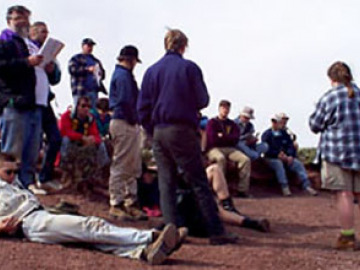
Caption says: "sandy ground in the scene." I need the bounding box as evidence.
[1,181,360,270]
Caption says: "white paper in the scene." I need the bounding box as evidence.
[38,37,64,68]
[94,63,102,86]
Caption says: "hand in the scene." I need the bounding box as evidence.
[217,132,223,138]
[28,55,43,66]
[0,217,20,234]
[44,61,55,73]
[86,66,95,73]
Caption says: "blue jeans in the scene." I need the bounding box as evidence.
[265,158,310,189]
[39,106,62,183]
[1,107,42,187]
[236,141,268,161]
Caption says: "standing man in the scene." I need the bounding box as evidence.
[206,100,251,198]
[0,5,44,193]
[138,29,236,245]
[68,38,106,108]
[29,21,63,193]
[108,46,147,221]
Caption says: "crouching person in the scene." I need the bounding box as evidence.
[0,152,184,265]
[59,96,110,188]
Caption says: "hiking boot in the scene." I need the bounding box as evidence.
[335,234,357,251]
[144,223,177,265]
[209,232,238,245]
[28,184,47,195]
[282,186,292,196]
[125,205,148,221]
[305,186,318,196]
[109,205,134,221]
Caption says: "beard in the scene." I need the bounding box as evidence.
[12,25,29,38]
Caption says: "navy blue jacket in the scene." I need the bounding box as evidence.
[109,65,139,125]
[137,51,209,134]
[261,128,296,158]
[0,30,36,110]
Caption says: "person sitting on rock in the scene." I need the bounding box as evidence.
[206,100,251,198]
[261,115,318,196]
[234,106,268,161]
[0,152,184,265]
[59,96,110,189]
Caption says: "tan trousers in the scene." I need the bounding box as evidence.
[109,120,142,207]
[207,147,251,192]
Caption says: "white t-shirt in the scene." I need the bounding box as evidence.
[25,38,49,107]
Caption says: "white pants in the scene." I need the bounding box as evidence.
[22,210,153,259]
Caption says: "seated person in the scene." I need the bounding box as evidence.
[206,100,251,198]
[277,112,299,150]
[0,152,184,265]
[234,106,268,161]
[261,115,318,196]
[91,97,111,139]
[59,96,110,188]
[205,163,270,232]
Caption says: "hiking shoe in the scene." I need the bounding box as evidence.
[335,234,357,251]
[109,205,134,221]
[256,218,271,233]
[305,186,318,196]
[28,184,47,195]
[38,180,63,193]
[144,223,177,265]
[209,232,238,245]
[282,186,292,196]
[125,205,148,221]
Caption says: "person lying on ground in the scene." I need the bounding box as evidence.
[0,152,184,265]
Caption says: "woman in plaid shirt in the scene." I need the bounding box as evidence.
[309,61,360,251]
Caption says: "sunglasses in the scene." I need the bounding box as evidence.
[4,169,18,176]
[80,104,91,109]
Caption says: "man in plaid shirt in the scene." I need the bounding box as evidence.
[309,61,360,251]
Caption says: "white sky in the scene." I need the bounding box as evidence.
[1,0,360,147]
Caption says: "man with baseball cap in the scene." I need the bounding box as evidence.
[108,45,147,221]
[235,106,268,161]
[68,38,106,108]
[261,115,317,196]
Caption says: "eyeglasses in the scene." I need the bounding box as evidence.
[4,169,18,176]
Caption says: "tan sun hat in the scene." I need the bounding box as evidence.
[240,106,255,119]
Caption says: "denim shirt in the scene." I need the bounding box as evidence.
[0,178,40,222]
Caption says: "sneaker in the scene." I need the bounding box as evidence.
[28,184,47,195]
[109,205,134,221]
[38,180,63,193]
[305,186,318,196]
[209,232,238,245]
[125,205,148,221]
[144,223,177,265]
[282,186,292,196]
[335,234,357,251]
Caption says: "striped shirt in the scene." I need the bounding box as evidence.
[309,83,360,170]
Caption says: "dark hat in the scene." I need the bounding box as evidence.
[82,38,96,45]
[118,45,141,63]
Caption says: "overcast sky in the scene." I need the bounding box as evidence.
[1,0,359,147]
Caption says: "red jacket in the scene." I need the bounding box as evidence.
[59,110,101,145]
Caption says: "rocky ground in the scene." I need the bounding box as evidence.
[1,180,360,270]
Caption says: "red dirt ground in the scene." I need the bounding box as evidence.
[1,182,360,270]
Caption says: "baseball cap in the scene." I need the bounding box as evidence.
[117,45,142,63]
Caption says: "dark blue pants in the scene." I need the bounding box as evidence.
[153,125,224,236]
[39,106,62,183]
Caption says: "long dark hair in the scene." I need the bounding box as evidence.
[327,61,354,98]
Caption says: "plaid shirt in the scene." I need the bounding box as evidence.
[309,83,360,170]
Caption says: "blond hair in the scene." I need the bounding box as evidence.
[164,29,188,52]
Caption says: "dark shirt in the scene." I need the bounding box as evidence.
[206,117,240,150]
[261,128,296,158]
[109,65,139,125]
[137,51,209,135]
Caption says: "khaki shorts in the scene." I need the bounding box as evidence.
[321,161,360,192]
